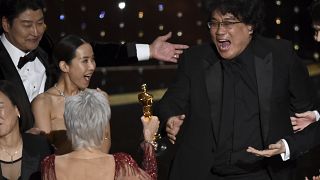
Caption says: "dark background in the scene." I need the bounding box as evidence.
[43,0,320,179]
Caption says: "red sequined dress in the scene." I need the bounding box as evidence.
[41,142,157,180]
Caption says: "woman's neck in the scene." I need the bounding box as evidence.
[0,129,22,150]
[68,147,107,159]
[55,78,83,97]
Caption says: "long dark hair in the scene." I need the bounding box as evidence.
[0,80,33,132]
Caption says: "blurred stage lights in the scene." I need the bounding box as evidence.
[118,2,126,10]
[158,4,164,12]
[59,14,65,21]
[99,11,106,19]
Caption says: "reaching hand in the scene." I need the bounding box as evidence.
[166,114,185,144]
[150,32,189,63]
[26,127,46,135]
[291,111,316,132]
[141,116,160,142]
[246,140,285,157]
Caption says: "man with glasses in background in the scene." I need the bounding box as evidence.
[155,0,316,179]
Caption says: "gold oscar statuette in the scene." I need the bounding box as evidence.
[138,84,160,150]
[138,84,153,119]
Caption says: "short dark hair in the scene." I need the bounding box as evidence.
[311,0,320,25]
[0,80,34,132]
[204,0,265,33]
[0,0,45,33]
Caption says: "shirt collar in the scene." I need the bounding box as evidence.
[236,40,254,67]
[1,33,28,66]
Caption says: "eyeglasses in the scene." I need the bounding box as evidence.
[207,21,242,29]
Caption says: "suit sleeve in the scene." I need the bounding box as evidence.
[91,42,138,67]
[155,50,191,126]
[288,46,315,113]
[285,120,320,159]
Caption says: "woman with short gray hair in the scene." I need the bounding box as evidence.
[41,89,159,180]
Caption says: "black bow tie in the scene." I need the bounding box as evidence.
[17,49,39,69]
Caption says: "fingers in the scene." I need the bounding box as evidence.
[167,114,185,128]
[246,146,257,153]
[166,114,185,144]
[167,58,178,63]
[167,133,177,143]
[295,111,310,117]
[268,143,281,150]
[246,146,265,157]
[174,50,184,55]
[291,119,297,126]
[173,44,189,50]
[158,32,172,41]
[166,125,177,144]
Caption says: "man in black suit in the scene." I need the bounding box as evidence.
[246,1,320,179]
[0,0,188,129]
[286,0,320,132]
[156,0,316,179]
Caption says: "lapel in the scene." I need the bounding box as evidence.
[0,42,30,100]
[252,37,273,144]
[36,48,52,90]
[0,41,52,91]
[203,45,222,147]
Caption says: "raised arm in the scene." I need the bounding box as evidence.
[91,32,189,67]
[114,116,159,180]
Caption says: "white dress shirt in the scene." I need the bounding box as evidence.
[136,44,150,61]
[1,34,46,102]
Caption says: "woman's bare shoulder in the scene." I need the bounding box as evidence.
[32,87,60,106]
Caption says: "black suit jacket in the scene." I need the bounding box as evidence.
[91,41,139,66]
[0,133,51,180]
[0,41,51,129]
[285,118,320,160]
[156,35,314,180]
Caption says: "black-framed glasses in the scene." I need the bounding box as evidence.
[207,21,242,29]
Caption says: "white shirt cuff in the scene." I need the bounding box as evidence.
[313,110,320,121]
[280,139,290,161]
[136,44,150,61]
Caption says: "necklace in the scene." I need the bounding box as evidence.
[54,84,65,97]
[0,141,22,163]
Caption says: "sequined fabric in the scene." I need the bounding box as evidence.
[41,155,56,180]
[41,142,157,180]
[114,142,157,180]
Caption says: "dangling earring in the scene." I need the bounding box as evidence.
[18,114,20,118]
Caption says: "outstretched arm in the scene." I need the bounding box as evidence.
[247,140,286,157]
[150,32,189,63]
[92,32,189,67]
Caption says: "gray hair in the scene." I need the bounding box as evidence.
[64,89,111,150]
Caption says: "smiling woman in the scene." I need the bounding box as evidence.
[30,35,108,155]
[0,80,51,180]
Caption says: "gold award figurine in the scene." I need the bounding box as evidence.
[138,84,153,119]
[138,84,159,150]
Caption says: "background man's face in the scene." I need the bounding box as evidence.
[2,9,45,52]
[313,23,320,42]
[210,11,253,60]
